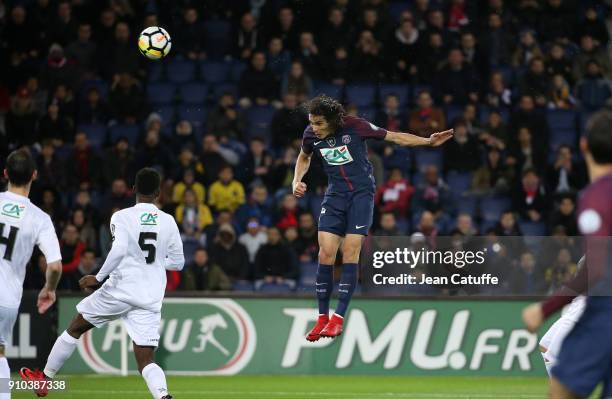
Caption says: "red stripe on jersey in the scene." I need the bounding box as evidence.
[339,165,354,191]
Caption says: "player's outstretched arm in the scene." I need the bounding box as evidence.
[37,260,62,314]
[292,149,312,198]
[385,129,454,147]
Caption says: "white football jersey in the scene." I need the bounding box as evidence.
[98,203,184,311]
[0,191,62,308]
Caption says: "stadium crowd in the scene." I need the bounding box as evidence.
[0,0,610,295]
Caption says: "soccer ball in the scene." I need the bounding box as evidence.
[138,26,172,60]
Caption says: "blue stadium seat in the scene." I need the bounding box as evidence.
[518,221,547,236]
[211,83,239,100]
[167,60,196,84]
[148,62,165,82]
[379,83,410,107]
[150,105,175,130]
[258,282,293,293]
[445,105,463,125]
[389,1,412,23]
[229,61,247,83]
[179,83,209,105]
[299,262,317,287]
[108,124,140,145]
[357,106,376,121]
[549,128,578,151]
[456,193,478,216]
[79,79,109,100]
[147,82,176,105]
[346,84,377,108]
[480,195,512,223]
[246,105,276,141]
[204,20,232,59]
[177,105,207,128]
[491,65,515,86]
[232,281,254,292]
[78,124,107,149]
[446,171,473,195]
[479,106,510,125]
[547,109,577,131]
[200,61,229,83]
[312,82,344,100]
[414,148,443,172]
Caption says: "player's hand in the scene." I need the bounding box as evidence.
[293,181,307,198]
[79,275,101,290]
[522,302,544,333]
[37,287,56,314]
[429,129,454,147]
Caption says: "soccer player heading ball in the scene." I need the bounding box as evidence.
[293,95,453,341]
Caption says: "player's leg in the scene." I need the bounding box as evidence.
[43,313,94,379]
[540,319,561,377]
[0,306,18,399]
[125,309,171,399]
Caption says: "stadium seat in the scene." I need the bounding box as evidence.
[229,61,247,83]
[232,281,254,292]
[413,148,443,172]
[389,1,412,23]
[179,82,209,105]
[78,124,107,149]
[445,105,463,125]
[379,83,410,107]
[79,79,109,100]
[108,124,140,145]
[258,282,294,293]
[446,171,473,195]
[357,106,377,121]
[147,82,176,105]
[491,65,515,86]
[480,195,512,223]
[518,221,547,236]
[456,193,478,217]
[346,84,377,108]
[312,82,344,100]
[246,105,276,141]
[200,61,230,83]
[204,20,232,59]
[150,105,175,130]
[299,262,317,288]
[211,83,239,100]
[549,128,578,151]
[167,60,196,84]
[546,109,577,131]
[177,105,207,128]
[148,62,165,82]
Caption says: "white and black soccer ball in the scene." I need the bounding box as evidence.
[138,26,172,60]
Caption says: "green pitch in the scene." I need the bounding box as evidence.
[9,374,565,399]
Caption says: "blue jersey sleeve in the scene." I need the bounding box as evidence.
[301,126,315,154]
[345,116,387,140]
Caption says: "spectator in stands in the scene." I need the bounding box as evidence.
[73,189,100,229]
[546,42,573,84]
[485,72,512,110]
[472,147,513,194]
[519,57,550,107]
[208,165,246,213]
[49,1,77,46]
[98,206,119,258]
[507,126,546,175]
[175,147,204,182]
[375,94,405,132]
[351,30,383,82]
[575,60,612,112]
[238,137,273,188]
[460,31,487,79]
[578,6,609,47]
[239,51,278,108]
[508,95,550,152]
[65,132,100,191]
[548,194,578,236]
[238,217,268,265]
[480,111,508,151]
[103,178,132,217]
[513,168,549,222]
[436,47,479,105]
[495,210,521,236]
[38,102,73,144]
[94,8,117,49]
[408,90,446,137]
[443,119,481,173]
[296,213,318,262]
[546,145,587,195]
[320,6,353,53]
[103,137,135,186]
[296,31,322,80]
[50,83,76,121]
[24,77,47,116]
[38,188,66,227]
[455,213,477,237]
[389,18,420,82]
[271,93,308,150]
[3,6,39,66]
[270,145,298,189]
[209,223,250,281]
[267,37,291,80]
[233,12,262,61]
[275,192,300,231]
[511,29,543,68]
[481,12,513,67]
[109,72,148,123]
[6,87,39,147]
[573,34,611,81]
[549,74,575,109]
[538,0,576,44]
[71,208,97,251]
[268,7,300,53]
[77,87,109,125]
[375,168,414,218]
[175,7,206,60]
[322,45,350,85]
[170,120,199,154]
[281,61,313,104]
[135,128,177,178]
[40,42,78,91]
[413,165,453,225]
[36,141,66,190]
[173,169,206,205]
[175,188,212,246]
[200,134,238,185]
[72,248,99,291]
[374,212,401,235]
[416,210,438,247]
[544,247,577,293]
[254,226,297,289]
[180,247,232,291]
[206,93,246,143]
[65,23,97,78]
[59,223,86,290]
[511,251,543,294]
[103,21,144,80]
[235,185,273,229]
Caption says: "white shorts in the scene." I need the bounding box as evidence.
[76,289,160,347]
[539,313,578,363]
[0,306,18,347]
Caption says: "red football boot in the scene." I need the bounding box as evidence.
[19,367,49,397]
[320,314,344,338]
[305,314,329,342]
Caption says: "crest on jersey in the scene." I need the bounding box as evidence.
[326,137,336,147]
[0,202,26,220]
[319,145,354,166]
[140,212,158,225]
[342,135,351,144]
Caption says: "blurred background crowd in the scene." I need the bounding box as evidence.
[0,0,610,295]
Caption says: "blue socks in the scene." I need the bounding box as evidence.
[316,264,333,315]
[335,263,358,317]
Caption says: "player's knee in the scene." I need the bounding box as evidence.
[318,246,336,264]
[341,243,361,262]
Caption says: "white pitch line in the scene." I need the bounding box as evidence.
[59,389,543,398]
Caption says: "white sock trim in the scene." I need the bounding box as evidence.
[141,363,157,375]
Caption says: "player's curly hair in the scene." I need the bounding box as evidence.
[307,95,346,132]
